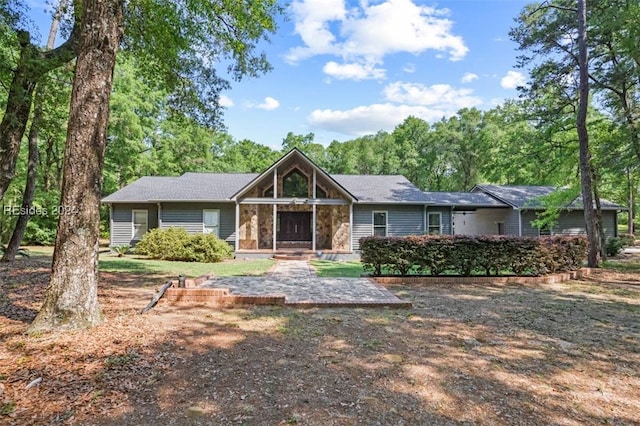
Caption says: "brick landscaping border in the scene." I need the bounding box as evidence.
[162,288,286,306]
[372,268,591,286]
[157,267,588,309]
[285,300,412,309]
[161,272,287,306]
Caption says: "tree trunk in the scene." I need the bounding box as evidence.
[29,0,125,332]
[46,0,68,49]
[1,0,66,262]
[576,0,599,267]
[1,107,39,262]
[627,168,634,235]
[0,18,78,202]
[592,170,606,261]
[0,32,37,201]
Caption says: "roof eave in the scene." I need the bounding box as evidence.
[471,184,520,208]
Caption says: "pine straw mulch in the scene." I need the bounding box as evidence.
[0,255,639,425]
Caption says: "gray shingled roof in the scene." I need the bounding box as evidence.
[102,173,431,204]
[102,174,623,210]
[101,174,257,202]
[332,175,431,203]
[423,191,509,207]
[475,184,622,210]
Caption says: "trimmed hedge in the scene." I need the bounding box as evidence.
[135,227,233,262]
[360,235,588,277]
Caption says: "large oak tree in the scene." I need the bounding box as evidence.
[27,0,282,331]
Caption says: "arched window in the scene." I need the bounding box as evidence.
[282,169,308,197]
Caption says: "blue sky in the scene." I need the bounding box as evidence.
[27,0,531,149]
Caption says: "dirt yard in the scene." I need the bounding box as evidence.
[1,256,639,425]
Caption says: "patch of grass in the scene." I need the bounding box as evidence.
[105,350,138,368]
[99,255,274,278]
[602,261,640,272]
[311,260,364,277]
[23,246,275,278]
[1,401,16,415]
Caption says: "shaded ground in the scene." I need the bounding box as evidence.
[1,255,639,425]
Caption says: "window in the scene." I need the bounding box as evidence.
[373,211,387,236]
[263,185,274,197]
[203,209,220,236]
[132,209,148,240]
[282,169,308,197]
[428,212,442,235]
[315,185,327,198]
[497,222,506,235]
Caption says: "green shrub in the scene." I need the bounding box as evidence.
[23,221,57,245]
[111,245,130,257]
[605,237,624,257]
[135,227,232,262]
[186,234,233,262]
[619,233,635,247]
[360,235,588,277]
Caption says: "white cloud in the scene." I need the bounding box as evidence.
[248,96,280,111]
[308,80,482,136]
[383,82,482,108]
[286,0,346,62]
[309,103,447,136]
[402,63,416,74]
[287,0,468,80]
[219,94,234,107]
[501,70,526,89]
[323,61,386,80]
[461,72,478,83]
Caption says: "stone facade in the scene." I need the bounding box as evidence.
[332,205,350,250]
[239,165,352,251]
[258,205,273,249]
[238,204,258,249]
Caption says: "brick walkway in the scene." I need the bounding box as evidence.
[199,260,411,308]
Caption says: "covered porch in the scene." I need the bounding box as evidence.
[232,149,355,255]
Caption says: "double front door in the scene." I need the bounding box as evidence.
[278,212,312,241]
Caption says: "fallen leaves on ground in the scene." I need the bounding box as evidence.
[1,256,639,425]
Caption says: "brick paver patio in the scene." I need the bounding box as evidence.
[199,260,411,308]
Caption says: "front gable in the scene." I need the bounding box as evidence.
[231,148,356,204]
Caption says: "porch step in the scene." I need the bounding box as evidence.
[273,251,319,261]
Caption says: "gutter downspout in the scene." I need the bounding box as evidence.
[517,209,522,236]
[108,203,113,247]
[423,205,427,235]
[312,169,316,251]
[235,201,240,253]
[273,168,278,252]
[349,202,353,252]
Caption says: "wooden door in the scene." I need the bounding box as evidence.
[278,212,312,241]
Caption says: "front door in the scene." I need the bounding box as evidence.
[278,212,312,241]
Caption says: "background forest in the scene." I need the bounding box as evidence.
[0,0,638,246]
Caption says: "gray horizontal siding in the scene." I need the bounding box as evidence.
[556,210,617,240]
[521,209,617,240]
[110,203,158,247]
[505,210,520,236]
[521,211,539,237]
[601,211,617,240]
[161,202,236,244]
[352,204,424,250]
[555,211,587,236]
